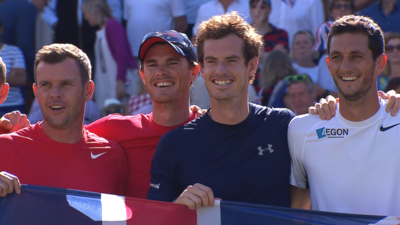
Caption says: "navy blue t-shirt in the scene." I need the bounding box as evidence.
[147,103,294,207]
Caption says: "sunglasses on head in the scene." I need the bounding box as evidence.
[142,30,197,61]
[333,3,351,9]
[285,74,313,85]
[385,44,400,52]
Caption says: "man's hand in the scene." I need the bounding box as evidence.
[308,95,338,120]
[173,183,215,210]
[379,90,400,116]
[190,105,207,117]
[0,171,21,197]
[0,111,30,133]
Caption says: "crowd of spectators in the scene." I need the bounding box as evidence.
[0,0,399,118]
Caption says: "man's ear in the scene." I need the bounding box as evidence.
[0,83,9,104]
[375,54,387,75]
[84,81,95,101]
[248,57,258,79]
[191,64,199,83]
[326,56,332,76]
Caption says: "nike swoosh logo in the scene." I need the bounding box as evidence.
[91,151,107,159]
[380,123,400,132]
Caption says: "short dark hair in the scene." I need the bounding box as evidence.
[327,15,384,61]
[0,57,6,84]
[34,44,91,85]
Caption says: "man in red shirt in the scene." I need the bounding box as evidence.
[0,44,128,197]
[85,31,199,198]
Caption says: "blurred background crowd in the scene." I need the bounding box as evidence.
[0,0,399,121]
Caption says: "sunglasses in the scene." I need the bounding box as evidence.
[285,74,313,85]
[141,30,197,61]
[332,3,352,9]
[385,44,400,52]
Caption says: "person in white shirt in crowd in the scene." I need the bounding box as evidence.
[192,0,252,42]
[184,0,210,39]
[268,0,324,44]
[124,0,187,58]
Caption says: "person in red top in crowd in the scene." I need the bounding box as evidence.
[0,44,128,197]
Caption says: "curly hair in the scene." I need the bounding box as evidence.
[196,11,263,67]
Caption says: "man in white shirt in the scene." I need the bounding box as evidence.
[289,15,400,215]
[192,0,251,40]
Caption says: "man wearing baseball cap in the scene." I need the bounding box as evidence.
[85,30,199,199]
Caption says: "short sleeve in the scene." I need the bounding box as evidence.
[288,117,308,189]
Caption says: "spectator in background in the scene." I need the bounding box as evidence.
[286,74,316,115]
[0,19,27,116]
[361,0,400,34]
[0,0,49,112]
[101,98,124,117]
[268,0,324,43]
[377,33,400,90]
[124,0,187,58]
[313,0,354,59]
[258,50,297,106]
[250,0,288,57]
[82,0,138,110]
[315,0,354,97]
[291,30,318,82]
[385,77,400,93]
[41,0,122,64]
[184,0,210,39]
[192,0,252,41]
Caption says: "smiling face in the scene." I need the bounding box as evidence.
[33,58,93,130]
[327,33,385,101]
[200,34,257,104]
[140,43,198,104]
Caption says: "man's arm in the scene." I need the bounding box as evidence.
[0,171,21,197]
[290,185,310,209]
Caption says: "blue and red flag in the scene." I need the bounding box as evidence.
[0,185,398,225]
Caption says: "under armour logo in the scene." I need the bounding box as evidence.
[257,145,274,155]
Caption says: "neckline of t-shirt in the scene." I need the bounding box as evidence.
[335,99,386,127]
[35,122,87,147]
[203,103,255,129]
[148,111,197,132]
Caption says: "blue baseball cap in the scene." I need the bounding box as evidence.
[138,30,197,63]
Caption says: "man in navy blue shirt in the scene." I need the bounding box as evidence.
[147,12,295,209]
